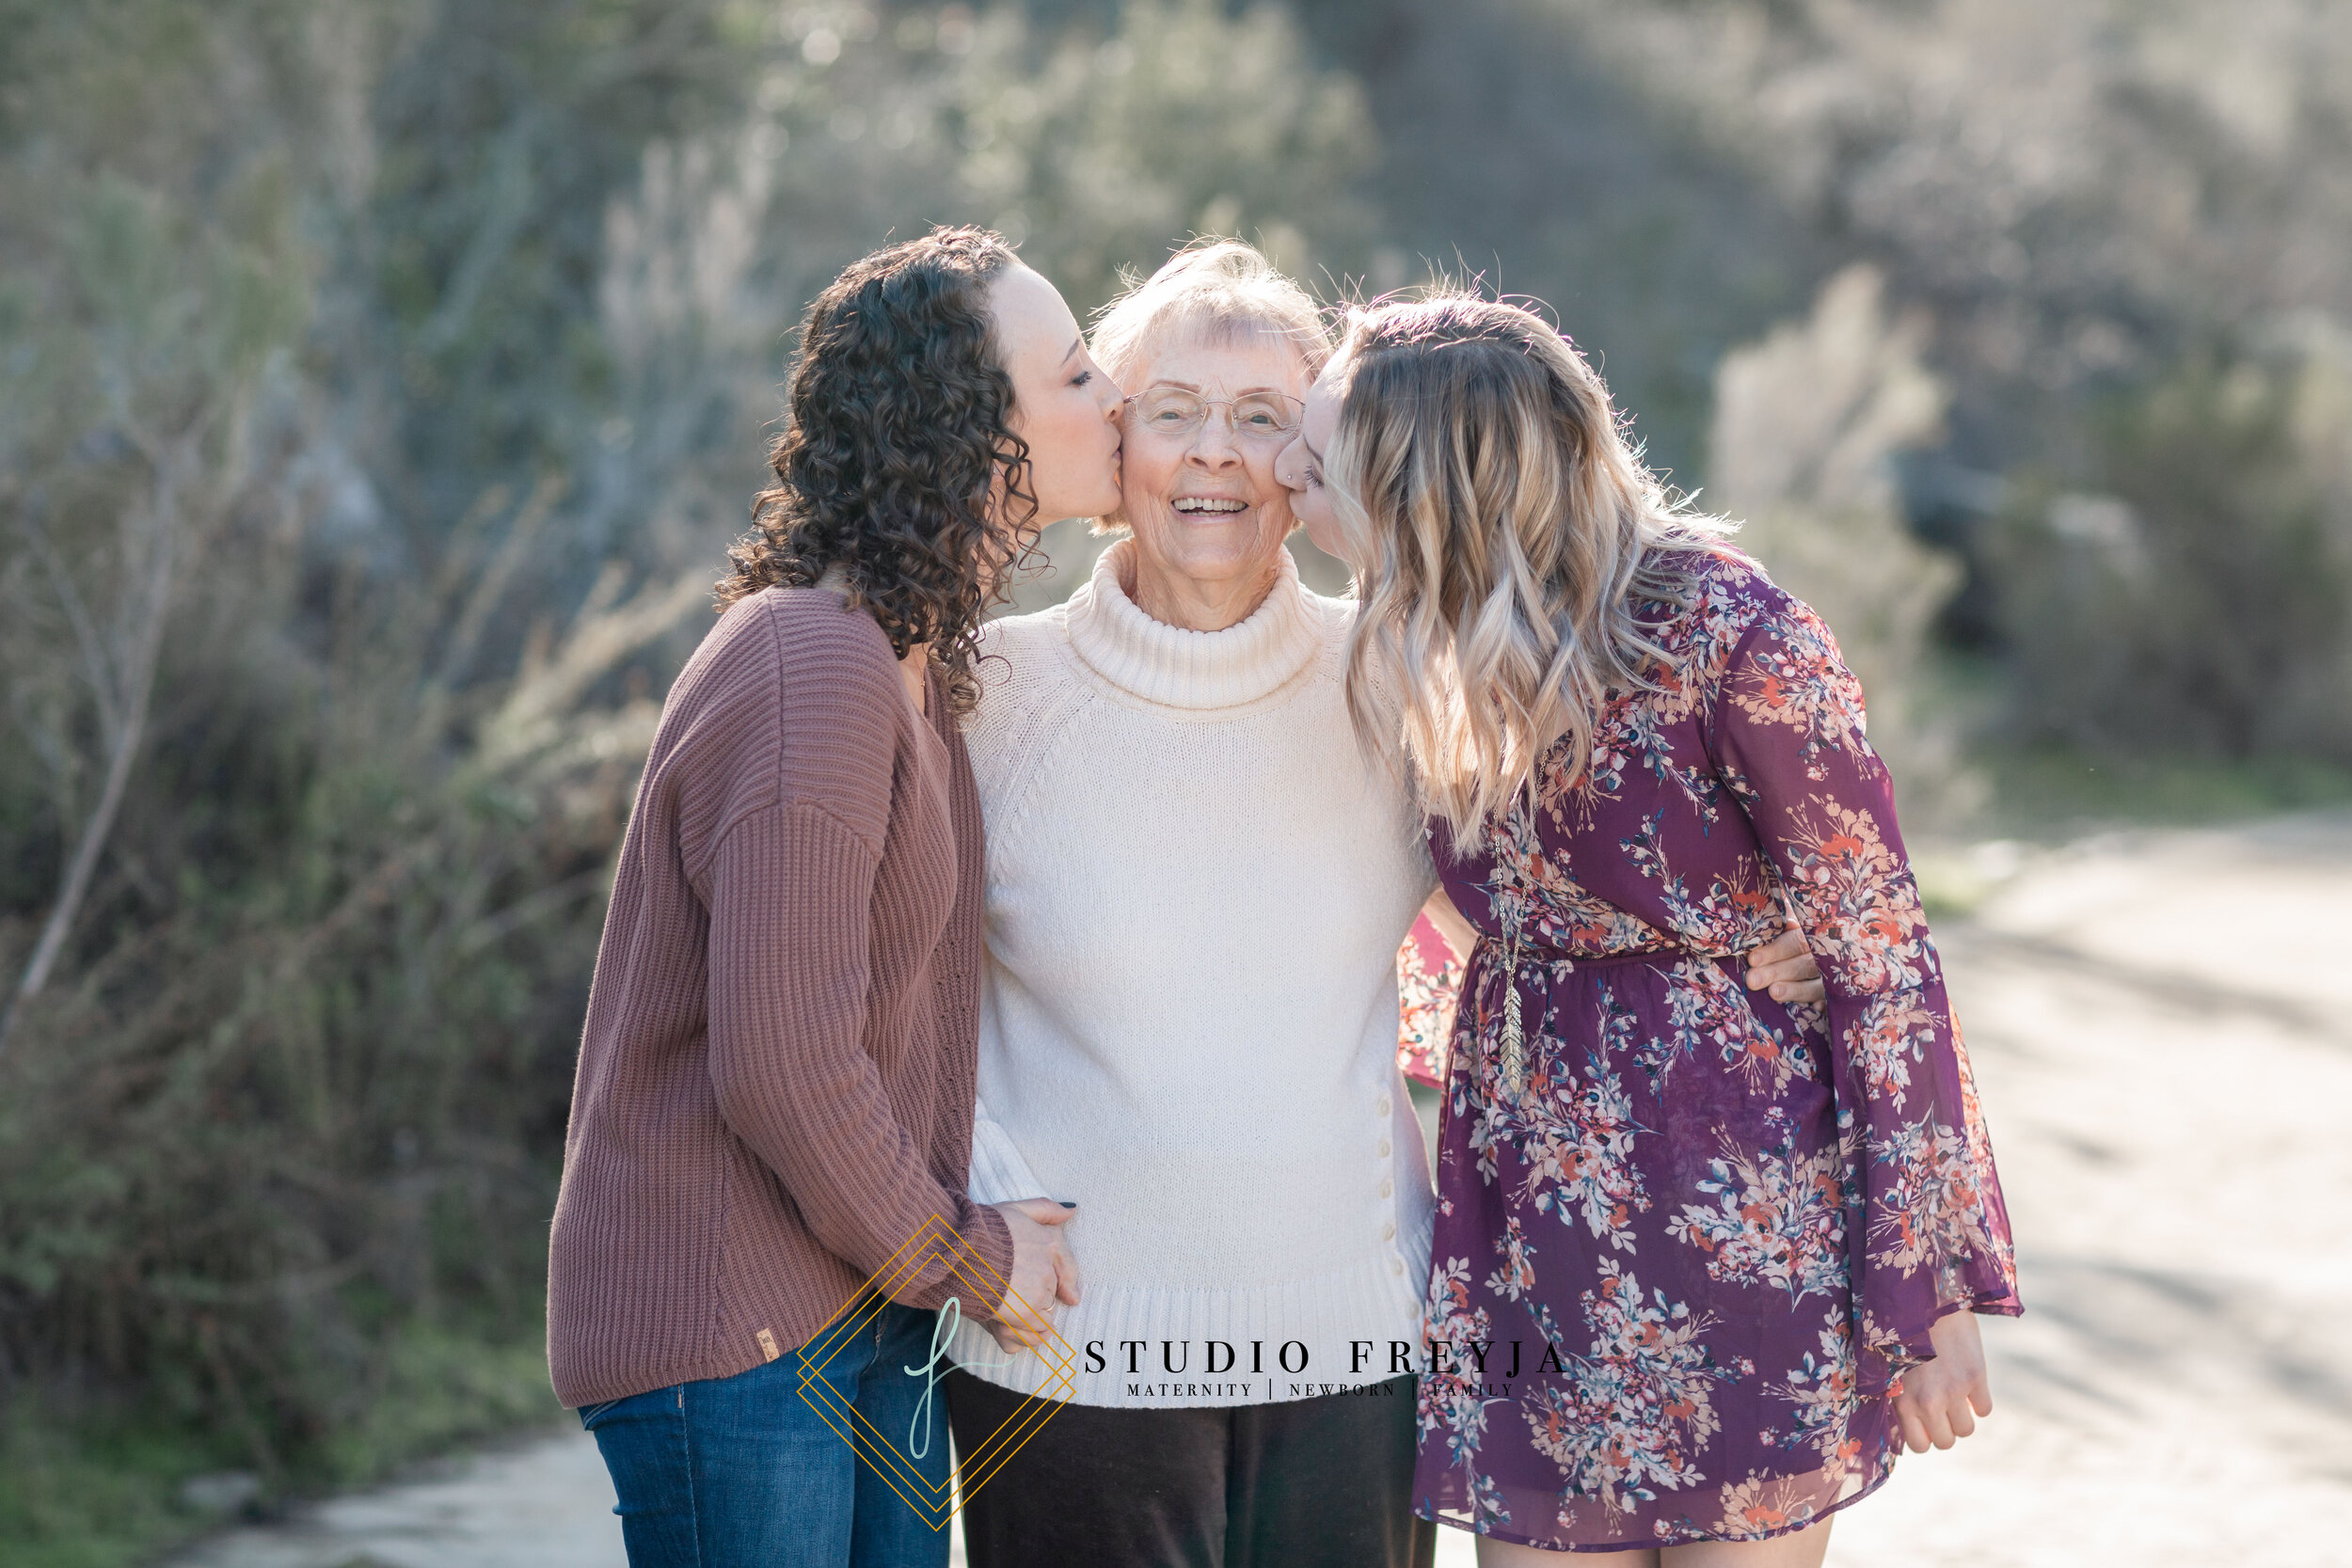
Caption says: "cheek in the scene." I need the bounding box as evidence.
[1119,441,1178,505]
[1033,402,1092,478]
[1257,484,1296,533]
[1035,398,1075,452]
[1245,453,1293,522]
[1296,488,1339,546]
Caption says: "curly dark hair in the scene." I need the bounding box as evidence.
[717,225,1040,714]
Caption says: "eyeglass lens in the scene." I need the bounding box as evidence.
[1128,388,1299,440]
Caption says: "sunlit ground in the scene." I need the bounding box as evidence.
[167,812,2352,1568]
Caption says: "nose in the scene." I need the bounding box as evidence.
[1274,437,1304,490]
[1185,417,1242,468]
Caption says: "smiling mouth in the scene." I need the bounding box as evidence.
[1172,498,1248,515]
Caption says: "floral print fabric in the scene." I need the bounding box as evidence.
[1411,551,2018,1551]
[1399,912,1466,1088]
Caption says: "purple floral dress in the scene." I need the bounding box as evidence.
[1411,551,2019,1551]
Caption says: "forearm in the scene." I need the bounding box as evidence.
[705,800,1015,1307]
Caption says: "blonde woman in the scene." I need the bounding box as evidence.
[1276,296,2020,1565]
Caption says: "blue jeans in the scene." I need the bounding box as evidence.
[581,1300,952,1568]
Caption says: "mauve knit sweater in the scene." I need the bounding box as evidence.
[546,586,1016,1410]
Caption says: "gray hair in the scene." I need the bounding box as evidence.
[1089,239,1330,391]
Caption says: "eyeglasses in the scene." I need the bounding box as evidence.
[1121,387,1303,444]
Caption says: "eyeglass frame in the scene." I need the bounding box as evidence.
[1119,385,1305,443]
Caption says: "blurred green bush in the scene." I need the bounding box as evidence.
[1989,335,2352,761]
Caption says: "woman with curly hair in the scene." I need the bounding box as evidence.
[1279,294,2019,1565]
[547,226,1120,1568]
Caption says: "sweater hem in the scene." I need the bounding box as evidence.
[552,1341,781,1414]
[941,1245,1434,1410]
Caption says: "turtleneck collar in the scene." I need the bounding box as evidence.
[1062,538,1325,710]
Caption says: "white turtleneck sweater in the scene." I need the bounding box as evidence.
[944,539,1438,1410]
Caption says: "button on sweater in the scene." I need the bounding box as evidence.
[946,541,1438,1408]
[547,586,1015,1411]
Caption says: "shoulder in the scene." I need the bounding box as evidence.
[1670,550,1868,751]
[743,585,902,690]
[675,585,898,694]
[970,603,1079,726]
[674,588,904,745]
[1665,545,1789,626]
[975,601,1071,672]
[1302,585,1391,704]
[1637,546,1839,679]
[761,592,912,800]
[1290,586,1365,709]
[675,588,911,828]
[1301,586,1359,650]
[1701,547,1848,672]
[965,603,1089,801]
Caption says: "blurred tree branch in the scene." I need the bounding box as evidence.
[3,446,187,1053]
[1,174,300,1056]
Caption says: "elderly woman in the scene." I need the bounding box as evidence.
[937,245,1821,1568]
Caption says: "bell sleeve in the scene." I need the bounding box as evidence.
[1706,594,2020,1390]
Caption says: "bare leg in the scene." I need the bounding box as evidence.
[1468,1509,1830,1567]
[1660,1517,1833,1568]
[1477,1538,1660,1567]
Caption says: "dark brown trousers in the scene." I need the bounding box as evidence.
[945,1366,1438,1568]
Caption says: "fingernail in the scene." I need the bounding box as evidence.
[1058,1201,1076,1209]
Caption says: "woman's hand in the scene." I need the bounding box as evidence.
[1744,916,1825,1006]
[1892,1309,1994,1452]
[984,1197,1083,1354]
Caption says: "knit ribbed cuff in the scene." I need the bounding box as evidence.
[968,1097,1051,1205]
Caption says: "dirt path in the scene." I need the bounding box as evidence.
[1824,812,2352,1567]
[170,814,2352,1567]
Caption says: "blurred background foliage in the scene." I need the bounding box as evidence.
[1,0,2347,1560]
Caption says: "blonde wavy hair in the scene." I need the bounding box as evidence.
[1087,239,1330,534]
[1326,293,1732,837]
